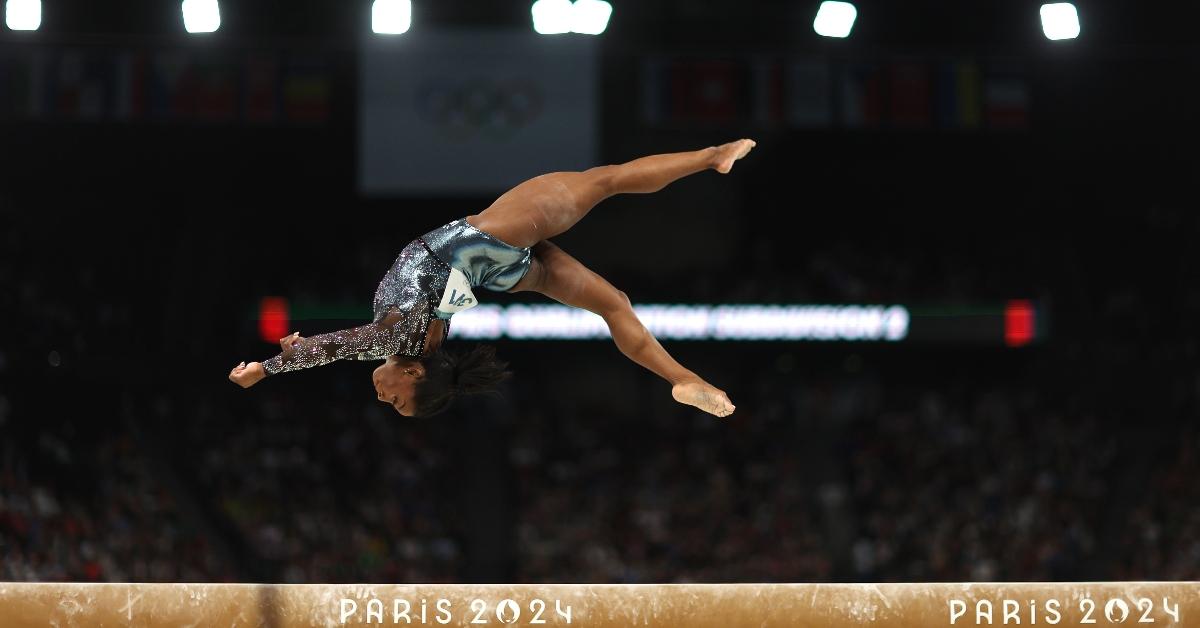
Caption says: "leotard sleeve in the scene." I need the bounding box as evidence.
[261,312,404,376]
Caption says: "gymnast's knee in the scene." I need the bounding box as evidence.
[600,290,633,317]
[506,259,545,293]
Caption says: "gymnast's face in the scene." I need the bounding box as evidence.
[373,357,424,417]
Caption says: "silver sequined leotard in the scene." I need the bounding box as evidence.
[262,219,531,375]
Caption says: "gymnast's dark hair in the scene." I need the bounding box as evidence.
[412,344,512,417]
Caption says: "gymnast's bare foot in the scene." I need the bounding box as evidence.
[672,379,736,418]
[712,139,757,174]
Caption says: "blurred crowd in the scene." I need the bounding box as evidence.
[177,391,463,583]
[0,210,233,582]
[841,389,1115,581]
[1114,422,1200,580]
[0,430,235,581]
[510,395,832,582]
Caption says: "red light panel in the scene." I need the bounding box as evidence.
[1005,300,1035,348]
[258,297,290,343]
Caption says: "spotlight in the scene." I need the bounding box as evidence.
[813,1,857,38]
[182,0,220,33]
[532,0,612,35]
[532,0,573,34]
[5,0,41,31]
[1040,3,1080,40]
[570,0,612,35]
[372,0,411,35]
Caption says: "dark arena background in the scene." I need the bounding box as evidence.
[1,0,1198,626]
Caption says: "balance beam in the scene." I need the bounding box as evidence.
[0,582,1196,627]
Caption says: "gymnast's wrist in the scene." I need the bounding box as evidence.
[261,357,280,376]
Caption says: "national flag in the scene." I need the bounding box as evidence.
[283,63,330,123]
[244,54,279,123]
[935,59,981,130]
[887,61,931,128]
[0,51,34,119]
[642,56,752,124]
[984,75,1030,129]
[55,50,112,119]
[838,62,883,128]
[147,52,192,120]
[113,52,148,120]
[750,55,786,127]
[786,57,831,128]
[192,61,237,121]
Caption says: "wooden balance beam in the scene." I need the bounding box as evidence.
[0,582,1195,627]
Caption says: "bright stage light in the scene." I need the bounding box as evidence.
[813,1,857,38]
[1040,3,1080,40]
[532,0,573,34]
[182,0,220,33]
[5,0,41,31]
[372,0,411,35]
[532,0,611,35]
[570,0,612,35]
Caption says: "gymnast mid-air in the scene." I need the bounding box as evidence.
[228,140,756,418]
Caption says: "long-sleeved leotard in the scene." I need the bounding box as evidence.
[259,219,532,376]
[261,239,450,375]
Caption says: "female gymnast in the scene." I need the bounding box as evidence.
[228,140,755,418]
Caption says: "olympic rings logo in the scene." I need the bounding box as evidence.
[414,78,545,140]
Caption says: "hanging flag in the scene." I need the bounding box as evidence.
[360,29,597,195]
[935,59,981,130]
[243,54,279,123]
[25,51,50,119]
[192,61,237,121]
[283,62,331,123]
[984,74,1030,129]
[642,56,752,124]
[839,62,883,128]
[147,52,191,120]
[54,50,112,120]
[786,57,832,128]
[112,52,147,121]
[750,55,786,127]
[887,61,931,128]
[671,58,750,122]
[0,52,33,119]
[640,56,667,126]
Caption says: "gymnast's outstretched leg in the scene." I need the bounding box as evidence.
[509,240,736,418]
[471,140,755,417]
[466,139,756,249]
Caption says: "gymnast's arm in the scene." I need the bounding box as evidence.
[228,313,402,388]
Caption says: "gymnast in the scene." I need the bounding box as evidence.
[228,140,755,418]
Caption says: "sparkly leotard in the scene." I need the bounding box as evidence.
[261,219,531,375]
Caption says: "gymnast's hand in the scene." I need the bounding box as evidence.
[228,361,266,388]
[278,331,306,357]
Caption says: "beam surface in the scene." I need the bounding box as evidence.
[0,582,1196,627]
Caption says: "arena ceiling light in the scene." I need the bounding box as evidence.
[181,0,220,33]
[532,0,572,34]
[531,0,612,35]
[1040,3,1080,40]
[813,1,857,38]
[571,0,612,35]
[372,0,411,35]
[5,0,41,31]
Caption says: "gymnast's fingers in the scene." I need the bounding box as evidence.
[279,332,300,351]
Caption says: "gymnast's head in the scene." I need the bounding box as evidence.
[372,345,512,417]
